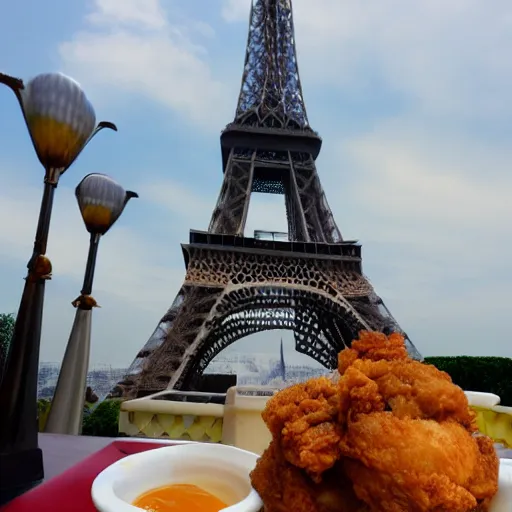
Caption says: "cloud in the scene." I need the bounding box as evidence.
[142,178,290,238]
[58,0,233,130]
[223,0,512,119]
[0,173,182,311]
[86,0,167,30]
[221,0,251,23]
[0,167,290,366]
[0,167,189,366]
[343,122,512,233]
[141,180,212,230]
[2,0,511,370]
[220,0,512,358]
[338,118,512,255]
[326,119,512,356]
[139,114,512,357]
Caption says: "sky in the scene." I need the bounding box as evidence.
[0,0,511,370]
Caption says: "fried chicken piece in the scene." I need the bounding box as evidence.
[338,331,409,374]
[250,440,367,512]
[339,332,476,429]
[250,440,319,512]
[336,332,499,511]
[262,376,339,436]
[251,331,499,512]
[261,377,341,479]
[466,435,501,507]
[340,412,498,511]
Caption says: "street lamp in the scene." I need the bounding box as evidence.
[45,174,138,435]
[0,72,116,504]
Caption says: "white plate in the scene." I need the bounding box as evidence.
[491,459,512,511]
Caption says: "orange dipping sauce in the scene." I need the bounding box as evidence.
[133,483,227,512]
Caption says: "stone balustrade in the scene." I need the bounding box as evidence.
[119,389,512,452]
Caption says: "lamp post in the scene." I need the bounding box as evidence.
[0,72,116,504]
[45,174,138,435]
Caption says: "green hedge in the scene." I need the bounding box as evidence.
[425,356,512,406]
[37,398,52,431]
[36,398,123,435]
[81,399,123,437]
[0,312,15,375]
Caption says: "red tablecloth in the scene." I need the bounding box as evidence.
[1,440,169,511]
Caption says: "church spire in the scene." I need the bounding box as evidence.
[279,338,286,381]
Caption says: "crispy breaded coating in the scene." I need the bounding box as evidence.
[261,377,341,479]
[250,440,367,512]
[250,331,499,512]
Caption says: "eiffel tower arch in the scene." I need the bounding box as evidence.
[112,0,421,399]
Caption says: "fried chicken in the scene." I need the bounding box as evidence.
[340,412,498,511]
[250,331,500,512]
[336,332,498,510]
[251,439,368,512]
[261,376,341,480]
[338,331,476,429]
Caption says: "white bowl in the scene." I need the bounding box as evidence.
[91,443,263,512]
[465,391,501,408]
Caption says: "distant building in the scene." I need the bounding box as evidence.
[38,352,327,399]
[38,362,127,400]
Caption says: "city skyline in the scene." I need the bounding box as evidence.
[1,0,511,369]
[37,337,327,399]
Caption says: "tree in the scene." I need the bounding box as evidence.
[0,312,15,376]
[82,399,122,437]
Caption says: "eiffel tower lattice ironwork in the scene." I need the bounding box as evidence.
[112,0,421,399]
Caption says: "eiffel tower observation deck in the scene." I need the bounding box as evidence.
[111,0,422,399]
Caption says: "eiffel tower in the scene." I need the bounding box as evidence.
[112,0,421,399]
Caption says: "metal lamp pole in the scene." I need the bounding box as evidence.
[0,72,116,504]
[45,174,138,435]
